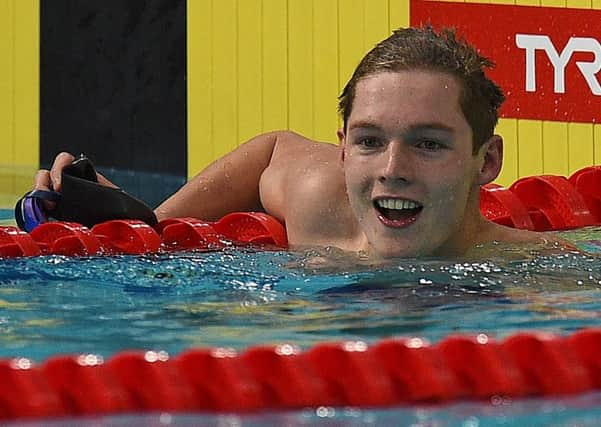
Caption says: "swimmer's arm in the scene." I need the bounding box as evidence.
[154,131,289,222]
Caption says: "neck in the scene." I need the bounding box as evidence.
[431,187,488,257]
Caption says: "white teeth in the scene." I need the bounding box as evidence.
[377,199,420,210]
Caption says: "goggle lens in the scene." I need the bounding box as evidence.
[14,190,61,232]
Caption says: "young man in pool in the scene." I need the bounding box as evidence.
[34,26,562,259]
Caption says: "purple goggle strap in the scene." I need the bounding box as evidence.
[14,190,61,232]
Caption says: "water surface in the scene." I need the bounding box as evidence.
[1,210,601,426]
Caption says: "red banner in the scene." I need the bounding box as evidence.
[410,0,601,123]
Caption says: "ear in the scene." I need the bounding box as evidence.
[477,135,503,186]
[337,128,346,165]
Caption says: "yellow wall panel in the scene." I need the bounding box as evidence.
[363,0,389,52]
[237,0,263,144]
[312,0,339,143]
[0,0,14,149]
[262,0,288,133]
[338,0,366,102]
[542,122,568,176]
[541,0,566,6]
[568,123,594,174]
[0,0,38,207]
[212,0,238,159]
[517,120,543,177]
[13,0,38,171]
[288,0,314,137]
[389,0,410,31]
[187,0,213,175]
[0,0,15,200]
[566,0,592,6]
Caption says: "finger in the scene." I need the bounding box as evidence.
[33,169,58,210]
[49,152,75,192]
[33,169,53,191]
[97,172,119,189]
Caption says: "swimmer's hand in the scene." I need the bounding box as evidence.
[33,152,118,210]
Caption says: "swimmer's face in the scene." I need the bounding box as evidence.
[339,70,500,258]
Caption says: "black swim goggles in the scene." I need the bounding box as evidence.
[14,155,157,232]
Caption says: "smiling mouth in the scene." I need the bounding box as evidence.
[374,198,423,227]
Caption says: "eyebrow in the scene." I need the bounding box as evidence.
[348,121,454,134]
[348,121,382,131]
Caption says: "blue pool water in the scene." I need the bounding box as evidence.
[1,209,601,426]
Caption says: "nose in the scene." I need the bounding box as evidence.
[378,141,412,184]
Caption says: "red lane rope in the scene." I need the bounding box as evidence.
[480,166,601,231]
[0,167,600,420]
[0,212,289,257]
[2,166,601,258]
[1,329,601,419]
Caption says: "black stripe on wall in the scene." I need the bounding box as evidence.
[40,0,187,207]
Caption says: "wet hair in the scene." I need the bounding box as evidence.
[338,26,505,154]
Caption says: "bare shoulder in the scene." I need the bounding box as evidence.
[478,219,577,250]
[259,130,341,186]
[259,131,356,245]
[268,130,340,163]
